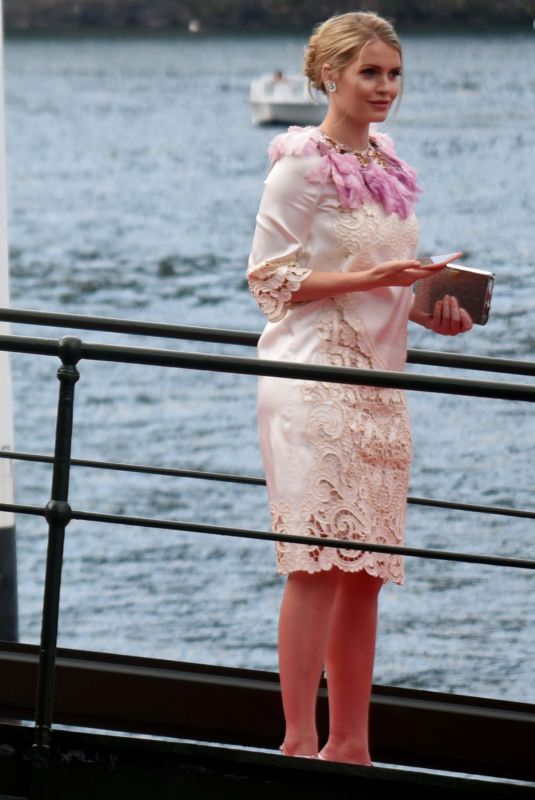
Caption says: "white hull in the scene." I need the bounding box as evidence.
[249,74,327,127]
[250,100,326,126]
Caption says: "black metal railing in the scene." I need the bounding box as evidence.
[2,304,535,375]
[3,448,535,519]
[0,306,534,798]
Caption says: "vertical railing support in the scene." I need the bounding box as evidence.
[29,336,82,800]
[0,0,19,643]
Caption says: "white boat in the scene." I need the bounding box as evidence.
[249,73,327,126]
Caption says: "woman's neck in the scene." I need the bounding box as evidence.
[318,115,370,153]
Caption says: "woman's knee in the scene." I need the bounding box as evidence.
[286,568,340,598]
[339,568,382,598]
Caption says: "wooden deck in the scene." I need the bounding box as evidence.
[1,721,535,799]
[0,642,534,798]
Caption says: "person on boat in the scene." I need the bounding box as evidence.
[247,11,472,765]
[270,68,293,100]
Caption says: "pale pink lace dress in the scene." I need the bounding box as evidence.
[247,126,420,585]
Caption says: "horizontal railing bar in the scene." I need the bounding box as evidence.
[0,305,259,347]
[0,333,58,357]
[406,349,535,377]
[2,450,535,521]
[1,306,535,377]
[406,495,535,520]
[0,502,45,518]
[0,501,533,571]
[0,333,534,402]
[0,450,264,486]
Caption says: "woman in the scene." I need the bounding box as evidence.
[247,12,472,765]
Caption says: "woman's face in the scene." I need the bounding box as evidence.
[325,39,402,127]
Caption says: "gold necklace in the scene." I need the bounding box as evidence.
[319,130,388,168]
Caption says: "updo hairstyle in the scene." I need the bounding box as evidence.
[304,11,402,95]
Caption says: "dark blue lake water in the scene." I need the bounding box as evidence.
[4,31,535,704]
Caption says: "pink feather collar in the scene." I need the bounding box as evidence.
[268,125,420,220]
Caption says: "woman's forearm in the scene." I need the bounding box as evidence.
[290,269,378,302]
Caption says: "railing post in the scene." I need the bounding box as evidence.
[0,0,19,644]
[29,336,81,800]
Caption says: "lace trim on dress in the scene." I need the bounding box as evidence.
[248,259,312,322]
[273,305,411,585]
[273,495,404,585]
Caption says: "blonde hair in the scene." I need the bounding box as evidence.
[304,11,402,94]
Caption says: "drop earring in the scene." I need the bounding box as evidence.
[325,81,337,93]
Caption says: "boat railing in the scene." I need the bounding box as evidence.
[0,305,534,797]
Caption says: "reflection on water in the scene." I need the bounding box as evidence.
[4,32,535,703]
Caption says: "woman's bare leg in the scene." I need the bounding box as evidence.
[319,569,382,765]
[278,569,339,756]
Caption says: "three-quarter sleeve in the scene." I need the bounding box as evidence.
[248,154,319,322]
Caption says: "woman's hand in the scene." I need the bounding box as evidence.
[430,295,473,335]
[365,251,462,289]
[412,294,473,335]
[365,258,445,288]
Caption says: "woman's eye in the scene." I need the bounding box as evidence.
[360,68,402,78]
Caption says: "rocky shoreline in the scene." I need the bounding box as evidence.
[3,0,533,32]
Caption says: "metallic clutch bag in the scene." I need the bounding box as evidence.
[413,256,495,326]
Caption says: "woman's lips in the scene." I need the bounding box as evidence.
[370,100,390,109]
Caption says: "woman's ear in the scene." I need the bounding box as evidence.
[320,63,334,87]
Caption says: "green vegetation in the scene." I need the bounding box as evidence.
[4,0,535,32]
